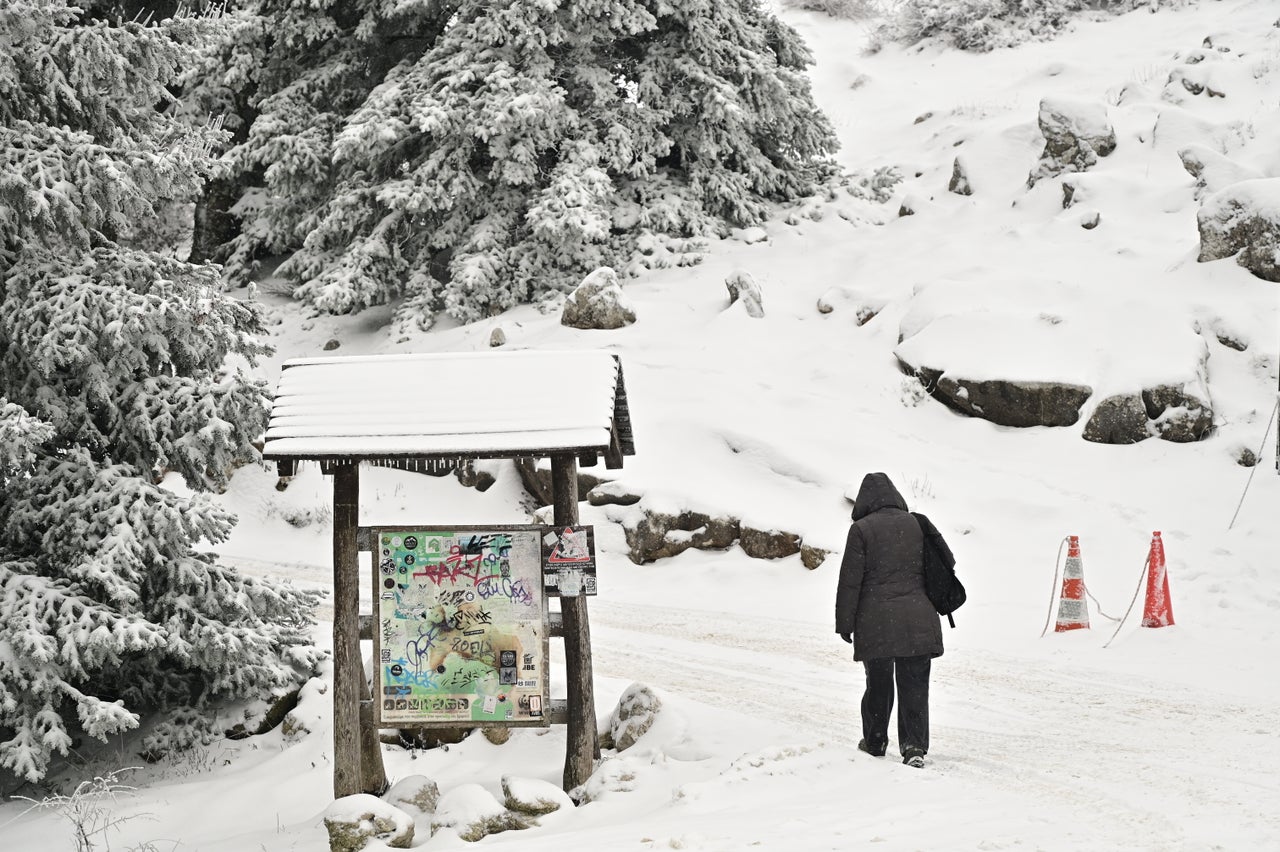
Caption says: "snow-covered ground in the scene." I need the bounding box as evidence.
[3,1,1279,849]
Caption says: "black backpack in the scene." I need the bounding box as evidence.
[911,512,966,628]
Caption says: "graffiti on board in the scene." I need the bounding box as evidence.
[373,527,548,726]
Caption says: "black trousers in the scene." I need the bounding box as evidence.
[861,655,931,756]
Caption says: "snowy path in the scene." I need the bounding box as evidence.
[226,553,1280,848]
[586,600,1280,850]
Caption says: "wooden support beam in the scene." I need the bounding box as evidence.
[332,464,387,798]
[552,453,598,793]
[332,464,362,799]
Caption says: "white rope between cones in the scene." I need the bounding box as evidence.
[1039,537,1069,638]
[1227,396,1278,531]
[1103,552,1154,649]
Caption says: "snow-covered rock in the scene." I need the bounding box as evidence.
[1178,145,1263,199]
[561,266,637,330]
[1196,178,1280,282]
[608,683,663,752]
[738,526,801,560]
[724,270,765,318]
[949,156,973,196]
[384,774,440,815]
[502,775,575,816]
[323,794,414,852]
[430,783,532,842]
[1027,97,1116,187]
[815,285,883,325]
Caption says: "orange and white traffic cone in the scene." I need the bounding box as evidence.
[1054,535,1090,632]
[1141,531,1175,628]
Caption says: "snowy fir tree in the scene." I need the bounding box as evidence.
[0,0,321,783]
[220,0,840,325]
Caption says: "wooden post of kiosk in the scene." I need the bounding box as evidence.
[332,462,387,798]
[552,453,599,792]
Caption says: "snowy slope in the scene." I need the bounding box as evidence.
[2,1,1279,850]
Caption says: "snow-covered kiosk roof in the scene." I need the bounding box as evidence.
[262,350,634,475]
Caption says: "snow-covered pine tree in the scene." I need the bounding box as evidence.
[0,0,321,783]
[221,0,839,325]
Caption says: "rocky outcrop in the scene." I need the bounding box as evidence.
[1083,384,1214,445]
[1196,178,1280,282]
[561,266,637,329]
[610,501,825,567]
[1027,97,1116,187]
[621,507,740,563]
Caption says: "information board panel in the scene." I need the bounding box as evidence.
[372,526,549,727]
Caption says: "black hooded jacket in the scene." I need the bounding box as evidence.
[835,473,944,661]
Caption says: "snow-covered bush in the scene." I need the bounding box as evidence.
[782,0,883,20]
[881,0,1143,52]
[0,0,321,783]
[218,0,840,325]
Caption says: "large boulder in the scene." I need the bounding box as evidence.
[1082,394,1149,444]
[1197,178,1280,282]
[899,364,1092,428]
[561,266,637,329]
[894,280,1213,443]
[1027,97,1116,188]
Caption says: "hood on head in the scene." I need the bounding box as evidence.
[851,472,908,520]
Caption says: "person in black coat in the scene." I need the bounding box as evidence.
[835,472,945,768]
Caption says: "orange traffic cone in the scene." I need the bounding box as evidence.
[1141,531,1175,628]
[1054,535,1090,632]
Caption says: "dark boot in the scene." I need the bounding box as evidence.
[858,738,886,757]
